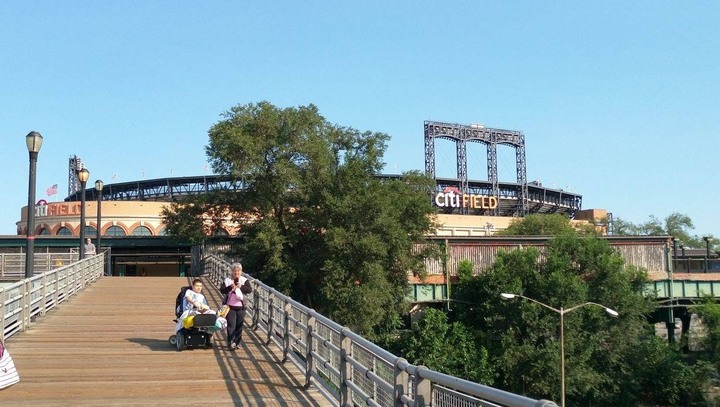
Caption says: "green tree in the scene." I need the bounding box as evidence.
[692,299,720,370]
[162,101,437,339]
[393,307,494,385]
[450,215,700,405]
[613,212,717,249]
[497,213,594,236]
[457,259,474,282]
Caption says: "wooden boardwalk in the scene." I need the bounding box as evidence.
[2,276,332,407]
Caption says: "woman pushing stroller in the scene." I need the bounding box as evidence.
[220,263,253,350]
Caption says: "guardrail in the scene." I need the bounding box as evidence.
[0,254,105,341]
[203,255,557,407]
[0,253,80,280]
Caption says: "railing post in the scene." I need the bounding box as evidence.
[267,291,274,345]
[251,280,260,329]
[22,279,31,331]
[54,266,60,308]
[414,366,432,407]
[0,287,5,342]
[394,358,409,407]
[282,302,291,363]
[340,329,353,406]
[40,272,48,316]
[64,264,71,302]
[305,316,316,389]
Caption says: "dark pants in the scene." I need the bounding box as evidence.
[226,306,246,345]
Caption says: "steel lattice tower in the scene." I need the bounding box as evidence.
[424,120,528,215]
[68,155,85,197]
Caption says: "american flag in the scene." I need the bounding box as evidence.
[46,184,58,196]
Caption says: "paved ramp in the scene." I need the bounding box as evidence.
[2,276,331,406]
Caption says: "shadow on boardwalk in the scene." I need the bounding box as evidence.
[2,276,332,407]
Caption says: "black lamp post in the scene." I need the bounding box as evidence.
[78,167,90,259]
[95,179,103,251]
[704,236,712,272]
[24,131,43,278]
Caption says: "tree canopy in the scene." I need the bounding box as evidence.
[447,215,707,405]
[613,212,717,249]
[497,213,592,236]
[162,101,437,339]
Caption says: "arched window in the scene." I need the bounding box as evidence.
[131,226,152,236]
[85,226,97,237]
[57,227,72,236]
[38,227,50,235]
[105,226,126,236]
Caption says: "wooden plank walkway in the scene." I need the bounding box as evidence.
[2,276,332,407]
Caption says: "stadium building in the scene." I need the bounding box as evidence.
[12,121,605,276]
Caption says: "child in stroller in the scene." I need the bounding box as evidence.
[169,279,225,351]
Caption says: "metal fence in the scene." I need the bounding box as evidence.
[0,252,80,280]
[0,254,104,341]
[203,255,557,407]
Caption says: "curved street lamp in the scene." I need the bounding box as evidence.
[500,293,618,407]
[78,167,90,259]
[24,131,43,278]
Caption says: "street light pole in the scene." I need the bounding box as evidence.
[704,236,712,272]
[95,179,104,251]
[560,307,565,407]
[500,293,619,407]
[24,131,43,279]
[77,168,90,260]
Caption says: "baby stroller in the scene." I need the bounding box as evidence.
[169,286,217,351]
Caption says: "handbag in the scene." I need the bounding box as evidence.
[218,305,230,318]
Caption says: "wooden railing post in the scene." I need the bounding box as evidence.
[40,273,48,317]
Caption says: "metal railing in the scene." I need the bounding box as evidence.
[0,254,104,341]
[0,253,80,280]
[203,255,557,407]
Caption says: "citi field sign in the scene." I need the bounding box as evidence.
[35,200,82,217]
[434,186,498,210]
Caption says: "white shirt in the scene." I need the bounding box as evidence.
[183,290,208,312]
[84,243,96,255]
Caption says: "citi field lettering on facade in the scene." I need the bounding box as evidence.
[34,201,82,217]
[434,187,498,209]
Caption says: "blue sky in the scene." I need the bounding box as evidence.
[1,2,718,238]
